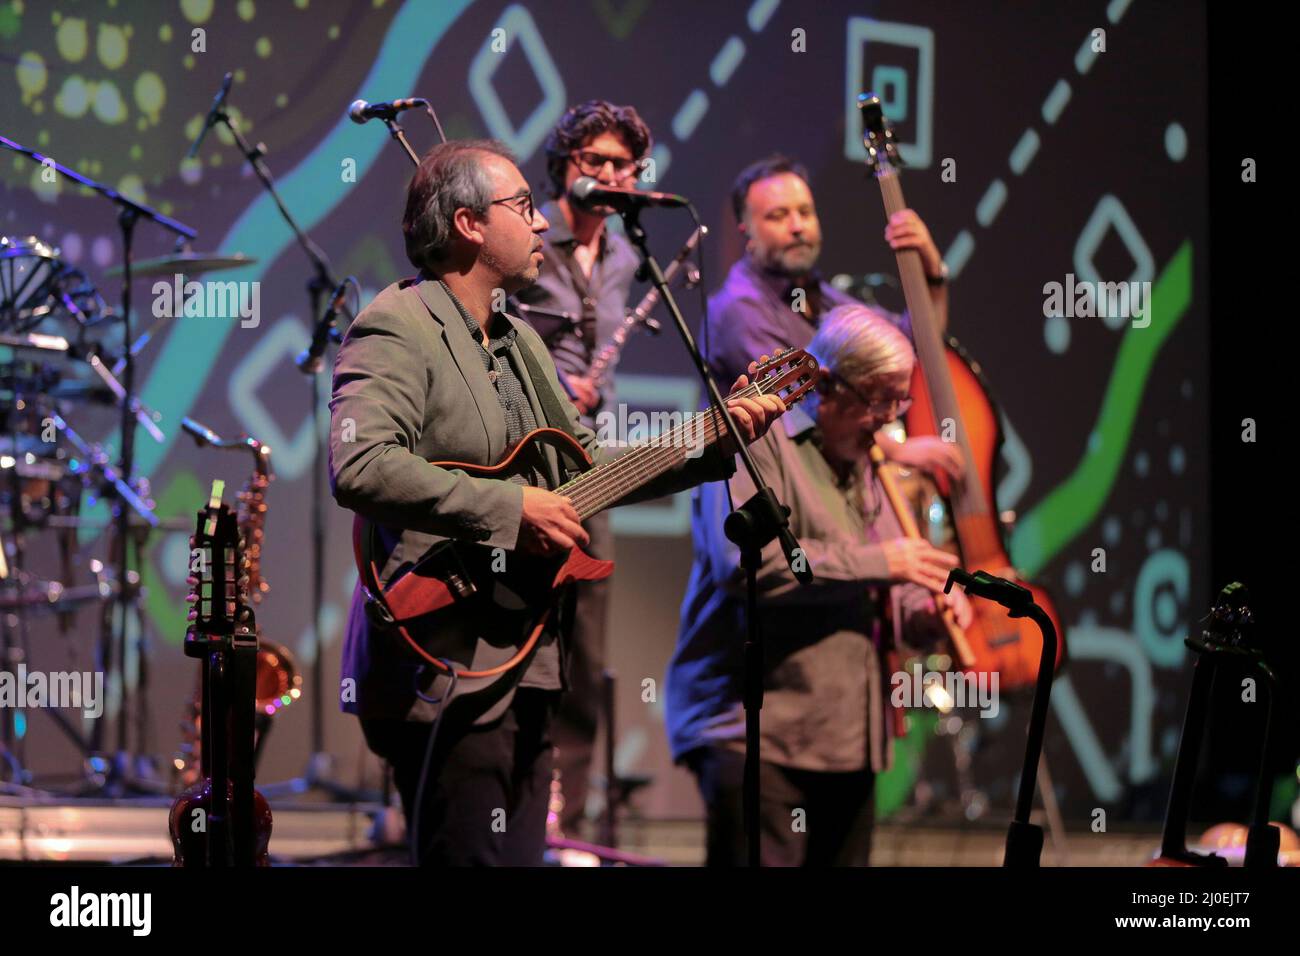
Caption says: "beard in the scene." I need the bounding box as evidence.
[482,245,540,293]
[756,240,820,277]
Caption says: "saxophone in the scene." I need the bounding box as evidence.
[587,225,705,390]
[174,420,302,788]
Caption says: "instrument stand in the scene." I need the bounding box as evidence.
[87,186,152,798]
[590,669,654,850]
[945,568,1059,868]
[1154,583,1277,868]
[175,499,260,866]
[619,203,810,867]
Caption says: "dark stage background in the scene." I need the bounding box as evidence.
[2,0,1258,830]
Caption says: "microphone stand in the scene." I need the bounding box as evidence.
[381,116,421,166]
[617,203,811,867]
[945,568,1058,867]
[0,134,193,796]
[201,101,371,803]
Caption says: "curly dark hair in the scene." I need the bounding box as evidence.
[543,100,652,199]
[730,154,811,223]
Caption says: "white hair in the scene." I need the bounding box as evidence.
[808,304,914,388]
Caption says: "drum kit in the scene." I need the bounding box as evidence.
[1,93,369,806]
[0,228,279,795]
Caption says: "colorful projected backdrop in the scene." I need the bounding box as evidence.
[1,0,1208,824]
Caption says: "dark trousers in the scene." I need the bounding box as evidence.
[361,689,559,866]
[686,745,876,866]
[551,511,613,831]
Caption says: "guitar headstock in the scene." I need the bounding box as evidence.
[857,92,902,177]
[185,479,255,655]
[1199,582,1257,653]
[751,347,820,409]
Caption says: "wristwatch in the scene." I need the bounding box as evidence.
[926,261,950,287]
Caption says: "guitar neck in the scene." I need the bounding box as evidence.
[557,381,762,520]
[877,170,989,519]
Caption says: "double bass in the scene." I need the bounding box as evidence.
[858,93,1066,690]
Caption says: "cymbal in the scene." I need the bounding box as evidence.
[103,252,257,280]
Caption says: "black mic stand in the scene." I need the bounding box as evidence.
[199,101,371,803]
[945,568,1058,867]
[618,204,811,867]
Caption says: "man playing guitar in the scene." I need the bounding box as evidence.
[330,139,785,865]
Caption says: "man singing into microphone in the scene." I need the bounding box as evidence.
[512,100,653,836]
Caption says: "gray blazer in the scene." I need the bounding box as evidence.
[330,275,735,724]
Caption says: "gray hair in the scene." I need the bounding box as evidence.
[403,139,517,270]
[808,304,914,388]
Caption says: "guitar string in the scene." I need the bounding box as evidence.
[561,381,758,516]
[559,382,760,509]
[563,362,811,518]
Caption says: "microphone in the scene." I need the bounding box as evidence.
[348,98,427,124]
[187,72,233,160]
[296,279,352,374]
[569,176,689,214]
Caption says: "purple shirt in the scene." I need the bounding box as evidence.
[703,256,911,385]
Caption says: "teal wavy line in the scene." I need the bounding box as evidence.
[115,0,474,481]
[1009,240,1193,577]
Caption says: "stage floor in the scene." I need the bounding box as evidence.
[0,795,1170,866]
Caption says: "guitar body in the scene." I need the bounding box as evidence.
[355,428,614,717]
[905,338,1067,691]
[170,778,273,867]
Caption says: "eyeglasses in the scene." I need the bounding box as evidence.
[569,150,646,180]
[829,372,912,418]
[490,190,535,224]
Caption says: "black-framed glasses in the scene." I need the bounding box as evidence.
[830,372,912,418]
[569,150,646,179]
[490,190,535,224]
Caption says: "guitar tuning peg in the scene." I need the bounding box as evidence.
[186,610,198,621]
[185,575,198,586]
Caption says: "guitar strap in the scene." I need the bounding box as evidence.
[514,333,588,483]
